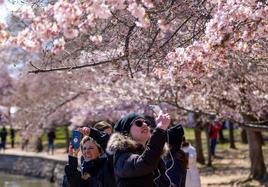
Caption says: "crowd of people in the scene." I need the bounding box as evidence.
[63,112,202,187]
[0,125,57,154]
[1,111,228,187]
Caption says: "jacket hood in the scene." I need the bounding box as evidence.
[106,133,139,155]
[106,132,169,157]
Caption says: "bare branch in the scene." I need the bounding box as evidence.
[28,55,125,74]
[125,25,136,78]
[45,92,86,118]
[160,14,194,49]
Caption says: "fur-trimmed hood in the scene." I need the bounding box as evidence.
[106,132,169,157]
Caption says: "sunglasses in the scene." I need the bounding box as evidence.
[134,119,151,127]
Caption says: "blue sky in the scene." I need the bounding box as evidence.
[0,1,25,78]
[0,4,8,22]
[0,0,21,23]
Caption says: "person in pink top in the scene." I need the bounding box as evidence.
[208,121,222,157]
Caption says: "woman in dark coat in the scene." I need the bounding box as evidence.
[106,113,172,187]
[165,124,188,187]
[64,132,115,187]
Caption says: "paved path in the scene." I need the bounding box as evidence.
[0,146,68,161]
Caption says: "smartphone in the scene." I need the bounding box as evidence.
[149,105,163,116]
[71,130,82,150]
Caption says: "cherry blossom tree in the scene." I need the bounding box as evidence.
[157,55,268,181]
[0,0,209,75]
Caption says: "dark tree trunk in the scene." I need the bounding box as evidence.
[194,126,205,164]
[247,130,268,182]
[64,124,70,153]
[229,121,236,149]
[219,128,225,143]
[205,125,212,167]
[260,133,265,146]
[241,129,248,144]
[188,112,205,164]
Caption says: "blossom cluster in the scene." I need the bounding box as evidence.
[8,0,157,53]
[167,0,268,74]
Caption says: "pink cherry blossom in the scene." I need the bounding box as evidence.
[51,37,65,54]
[63,27,79,39]
[90,35,103,44]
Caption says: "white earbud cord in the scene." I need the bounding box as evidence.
[165,132,175,187]
[153,133,174,187]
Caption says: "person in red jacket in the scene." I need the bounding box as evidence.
[208,121,222,157]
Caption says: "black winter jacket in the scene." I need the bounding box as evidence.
[106,128,171,187]
[64,127,116,187]
[64,155,114,187]
[164,148,187,187]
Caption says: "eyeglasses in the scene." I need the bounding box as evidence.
[134,119,150,127]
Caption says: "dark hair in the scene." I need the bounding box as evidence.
[177,150,188,171]
[181,136,189,147]
[167,124,184,148]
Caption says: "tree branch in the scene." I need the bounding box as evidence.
[125,25,136,78]
[45,92,86,118]
[28,55,125,74]
[160,14,194,49]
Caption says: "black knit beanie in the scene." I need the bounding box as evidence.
[167,124,184,149]
[114,113,144,135]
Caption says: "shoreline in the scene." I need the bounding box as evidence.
[0,153,66,186]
